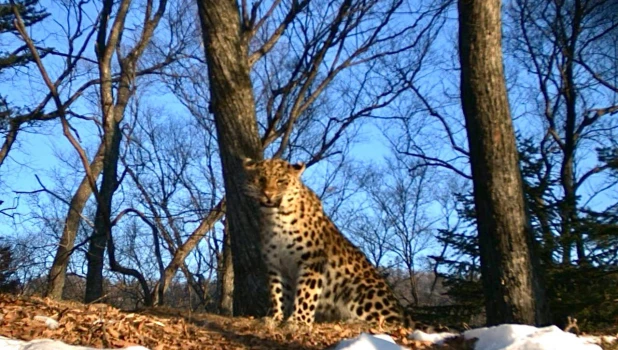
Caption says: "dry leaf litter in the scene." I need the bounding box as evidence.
[0,294,471,349]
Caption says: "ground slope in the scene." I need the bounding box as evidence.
[0,294,450,349]
[2,294,613,350]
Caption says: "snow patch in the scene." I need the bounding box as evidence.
[408,329,457,344]
[463,324,603,350]
[0,336,149,350]
[582,335,618,345]
[409,324,611,350]
[334,333,407,350]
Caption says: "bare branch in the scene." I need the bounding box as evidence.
[11,3,101,199]
[15,175,95,228]
[399,150,472,180]
[248,0,310,66]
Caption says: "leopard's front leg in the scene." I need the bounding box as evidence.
[290,262,324,325]
[267,269,286,321]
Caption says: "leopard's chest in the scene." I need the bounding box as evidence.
[260,211,308,272]
[261,209,300,238]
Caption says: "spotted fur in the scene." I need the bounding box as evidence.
[243,158,410,326]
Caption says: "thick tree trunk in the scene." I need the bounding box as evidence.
[458,0,549,326]
[196,0,268,316]
[46,143,105,300]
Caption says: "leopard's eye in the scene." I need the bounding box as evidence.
[277,178,288,185]
[258,177,267,185]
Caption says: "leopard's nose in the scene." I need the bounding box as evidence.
[263,190,276,201]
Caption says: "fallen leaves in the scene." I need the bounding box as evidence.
[0,294,472,349]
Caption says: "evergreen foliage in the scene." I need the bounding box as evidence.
[0,242,19,294]
[433,140,618,331]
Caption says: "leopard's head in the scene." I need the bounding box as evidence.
[242,158,305,208]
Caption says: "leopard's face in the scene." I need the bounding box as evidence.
[242,158,305,208]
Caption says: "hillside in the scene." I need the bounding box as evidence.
[0,294,445,349]
[1,294,614,350]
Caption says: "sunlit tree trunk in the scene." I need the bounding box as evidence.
[46,145,105,299]
[458,0,549,326]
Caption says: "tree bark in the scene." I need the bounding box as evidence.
[196,0,268,316]
[217,219,234,315]
[458,0,549,326]
[46,143,105,299]
[84,111,122,303]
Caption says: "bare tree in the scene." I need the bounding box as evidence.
[458,0,548,325]
[81,0,171,304]
[8,0,185,301]
[349,159,437,306]
[3,5,102,297]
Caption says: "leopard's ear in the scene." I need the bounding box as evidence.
[289,162,305,176]
[243,158,257,170]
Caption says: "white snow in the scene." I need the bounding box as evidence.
[583,335,617,345]
[408,329,457,344]
[334,333,407,350]
[463,324,603,350]
[0,337,149,350]
[409,324,609,350]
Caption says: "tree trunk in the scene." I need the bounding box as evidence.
[458,0,549,326]
[217,220,234,315]
[83,0,165,301]
[559,73,577,265]
[46,143,105,300]
[196,0,268,316]
[559,7,583,265]
[85,117,122,303]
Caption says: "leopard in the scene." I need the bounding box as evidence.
[242,157,415,327]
